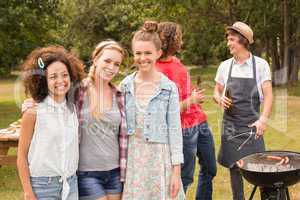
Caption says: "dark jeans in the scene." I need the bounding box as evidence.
[181,121,217,200]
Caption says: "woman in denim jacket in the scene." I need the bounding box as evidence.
[120,21,185,200]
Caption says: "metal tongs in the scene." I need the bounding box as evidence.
[227,129,255,151]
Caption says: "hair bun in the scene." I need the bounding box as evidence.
[141,21,158,33]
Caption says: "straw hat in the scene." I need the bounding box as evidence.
[227,21,254,44]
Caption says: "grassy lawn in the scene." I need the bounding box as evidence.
[0,67,300,200]
[0,75,23,200]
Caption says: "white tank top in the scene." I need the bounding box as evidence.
[28,96,79,200]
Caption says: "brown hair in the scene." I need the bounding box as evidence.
[132,21,162,50]
[85,40,126,119]
[157,22,182,58]
[22,45,85,103]
[226,29,250,50]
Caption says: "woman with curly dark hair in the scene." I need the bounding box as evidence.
[17,45,85,200]
[156,22,217,200]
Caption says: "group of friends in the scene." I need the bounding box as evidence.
[16,20,273,200]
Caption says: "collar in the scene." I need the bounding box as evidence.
[45,95,67,110]
[232,53,253,66]
[122,71,172,94]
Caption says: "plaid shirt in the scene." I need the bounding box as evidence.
[74,83,128,182]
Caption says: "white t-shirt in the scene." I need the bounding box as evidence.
[215,55,271,102]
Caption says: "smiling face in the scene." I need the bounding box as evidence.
[94,48,123,82]
[227,33,248,56]
[132,41,162,72]
[46,61,71,100]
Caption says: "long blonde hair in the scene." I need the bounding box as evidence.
[86,40,126,119]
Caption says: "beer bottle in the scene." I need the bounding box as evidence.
[225,88,232,112]
[196,76,202,89]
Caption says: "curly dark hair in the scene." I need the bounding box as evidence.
[22,45,85,102]
[157,22,182,58]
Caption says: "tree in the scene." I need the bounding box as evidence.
[0,0,61,76]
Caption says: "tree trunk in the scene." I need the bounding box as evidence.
[281,0,290,85]
[289,45,300,85]
[270,37,281,86]
[266,39,270,64]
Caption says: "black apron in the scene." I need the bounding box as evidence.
[218,56,265,168]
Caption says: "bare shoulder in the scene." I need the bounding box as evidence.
[22,107,37,123]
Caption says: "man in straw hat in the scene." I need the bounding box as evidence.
[213,21,273,200]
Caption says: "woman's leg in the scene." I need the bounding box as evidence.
[196,122,217,200]
[181,126,198,193]
[106,194,121,200]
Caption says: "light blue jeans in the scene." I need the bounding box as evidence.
[30,174,78,200]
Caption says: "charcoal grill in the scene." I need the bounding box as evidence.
[238,151,300,200]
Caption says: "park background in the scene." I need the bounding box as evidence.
[0,0,300,199]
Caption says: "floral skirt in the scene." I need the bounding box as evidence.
[122,133,185,200]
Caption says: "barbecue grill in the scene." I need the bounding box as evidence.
[238,151,300,200]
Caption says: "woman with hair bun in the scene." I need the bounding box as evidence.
[120,21,185,200]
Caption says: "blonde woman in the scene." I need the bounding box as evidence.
[75,40,128,200]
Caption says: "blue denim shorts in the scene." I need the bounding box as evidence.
[30,174,78,200]
[77,168,123,200]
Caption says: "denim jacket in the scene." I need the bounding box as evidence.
[120,72,183,165]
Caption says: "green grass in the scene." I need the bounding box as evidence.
[0,76,23,200]
[1,69,300,200]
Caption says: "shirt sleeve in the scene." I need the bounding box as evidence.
[167,83,184,165]
[215,62,225,85]
[258,59,272,85]
[177,68,189,101]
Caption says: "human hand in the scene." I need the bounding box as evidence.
[170,166,181,198]
[248,118,267,139]
[190,89,205,104]
[219,95,232,109]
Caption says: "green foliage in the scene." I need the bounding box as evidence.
[0,0,62,76]
[1,0,300,81]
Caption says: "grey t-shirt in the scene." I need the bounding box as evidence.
[78,94,121,171]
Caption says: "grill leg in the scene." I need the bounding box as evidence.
[285,188,290,200]
[276,187,287,200]
[249,185,257,200]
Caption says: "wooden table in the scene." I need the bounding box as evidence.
[0,131,19,166]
